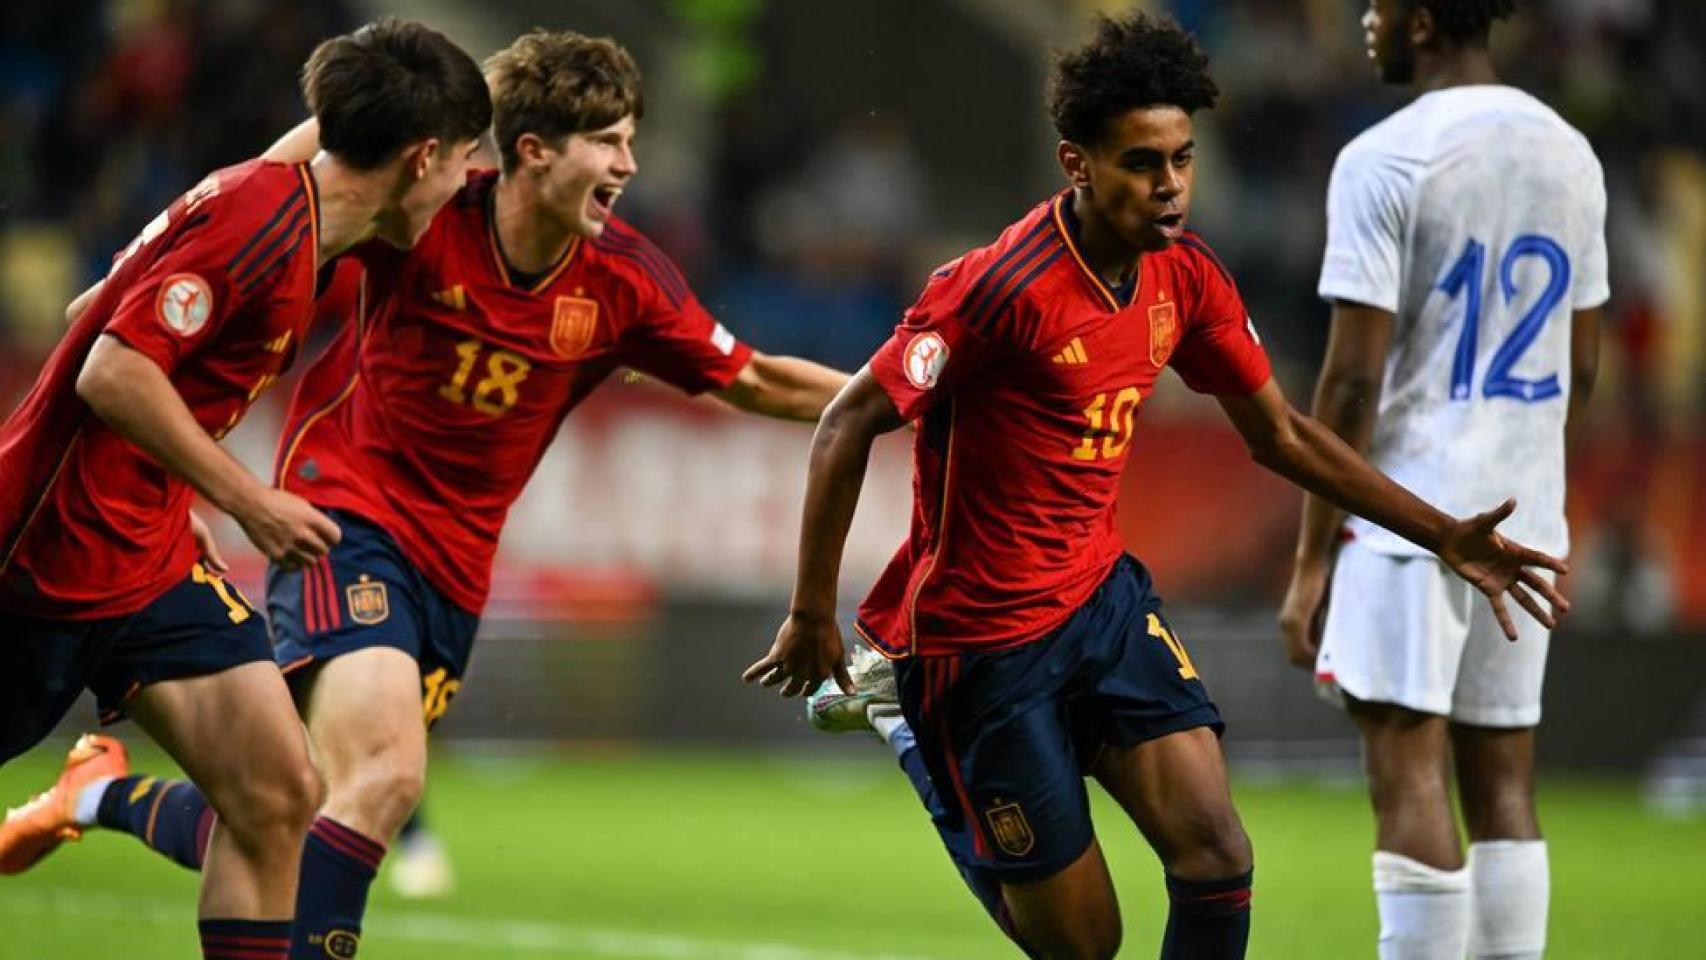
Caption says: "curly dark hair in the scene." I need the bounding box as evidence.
[1048,11,1219,146]
[1405,0,1520,43]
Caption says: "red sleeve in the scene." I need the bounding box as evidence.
[1167,239,1272,396]
[103,176,311,375]
[868,261,1000,422]
[619,258,752,395]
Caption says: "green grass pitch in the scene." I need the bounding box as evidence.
[0,744,1698,958]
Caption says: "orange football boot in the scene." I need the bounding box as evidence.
[0,734,129,874]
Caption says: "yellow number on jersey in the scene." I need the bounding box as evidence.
[1071,386,1141,461]
[439,339,532,416]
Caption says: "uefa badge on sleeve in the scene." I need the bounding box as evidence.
[157,273,213,337]
[903,331,949,390]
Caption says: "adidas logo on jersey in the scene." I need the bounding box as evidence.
[1051,337,1089,365]
[430,285,467,311]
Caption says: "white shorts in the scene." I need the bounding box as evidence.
[1314,539,1552,728]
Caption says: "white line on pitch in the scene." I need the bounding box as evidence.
[0,886,955,960]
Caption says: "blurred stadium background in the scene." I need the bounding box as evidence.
[2,0,1703,957]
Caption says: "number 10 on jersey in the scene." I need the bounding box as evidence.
[1439,234,1570,404]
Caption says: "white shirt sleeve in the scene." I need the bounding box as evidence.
[1318,143,1407,312]
[1572,157,1611,309]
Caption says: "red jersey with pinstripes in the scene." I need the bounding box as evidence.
[0,159,320,619]
[856,192,1271,657]
[273,170,752,614]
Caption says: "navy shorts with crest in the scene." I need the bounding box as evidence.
[268,509,479,727]
[1,562,273,764]
[889,554,1222,883]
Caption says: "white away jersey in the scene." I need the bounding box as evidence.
[1319,85,1608,557]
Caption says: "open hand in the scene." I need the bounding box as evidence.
[743,612,853,698]
[189,509,228,574]
[1436,498,1570,641]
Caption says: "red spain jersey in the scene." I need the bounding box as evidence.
[274,171,752,613]
[0,159,321,618]
[855,192,1271,657]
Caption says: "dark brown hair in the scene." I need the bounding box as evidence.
[484,30,644,172]
[301,18,491,170]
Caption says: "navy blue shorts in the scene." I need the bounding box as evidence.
[1,562,273,764]
[268,510,479,728]
[892,554,1221,883]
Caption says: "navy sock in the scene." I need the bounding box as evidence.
[1162,869,1253,960]
[291,816,385,960]
[200,917,290,960]
[96,776,213,871]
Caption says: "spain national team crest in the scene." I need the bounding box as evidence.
[1148,292,1179,368]
[321,929,360,959]
[346,575,389,626]
[984,801,1035,857]
[551,296,599,358]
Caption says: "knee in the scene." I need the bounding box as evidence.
[329,755,424,837]
[1165,811,1253,880]
[215,754,323,841]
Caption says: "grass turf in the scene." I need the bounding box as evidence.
[0,743,1698,958]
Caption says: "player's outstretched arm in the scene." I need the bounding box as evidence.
[262,119,321,164]
[1279,301,1393,669]
[713,351,850,422]
[76,334,341,568]
[1219,378,1570,642]
[743,366,904,696]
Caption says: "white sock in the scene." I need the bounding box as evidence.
[1373,850,1471,960]
[71,776,116,828]
[1468,840,1549,959]
[868,706,907,746]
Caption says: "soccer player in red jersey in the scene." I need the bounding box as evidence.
[35,30,847,958]
[745,14,1568,960]
[0,20,489,960]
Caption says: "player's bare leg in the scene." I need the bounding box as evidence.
[1348,697,1470,959]
[1453,724,1547,959]
[284,645,425,958]
[127,661,322,921]
[296,646,427,842]
[998,842,1122,960]
[1092,725,1254,959]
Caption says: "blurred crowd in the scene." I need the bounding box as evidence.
[1,0,1701,628]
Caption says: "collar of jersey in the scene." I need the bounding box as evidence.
[1051,191,1139,312]
[484,187,581,293]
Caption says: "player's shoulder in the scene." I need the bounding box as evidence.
[1160,230,1235,291]
[187,159,312,233]
[918,197,1067,321]
[587,215,693,309]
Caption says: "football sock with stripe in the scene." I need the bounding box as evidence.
[291,816,385,960]
[200,917,290,960]
[93,776,212,870]
[1162,869,1253,959]
[1467,840,1548,959]
[1373,850,1470,960]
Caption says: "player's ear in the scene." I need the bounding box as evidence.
[399,139,439,181]
[515,133,550,172]
[1057,140,1091,190]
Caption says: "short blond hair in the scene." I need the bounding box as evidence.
[484,30,643,172]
